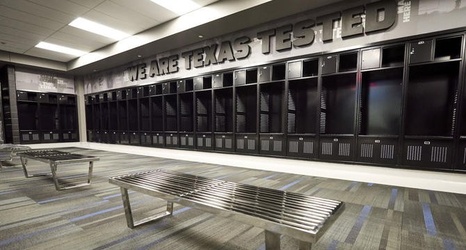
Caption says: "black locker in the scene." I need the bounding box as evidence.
[259,134,285,156]
[236,134,258,154]
[361,48,381,69]
[409,39,433,64]
[196,90,213,150]
[259,81,285,156]
[357,137,398,164]
[214,133,234,152]
[163,81,177,94]
[151,95,164,147]
[197,133,213,150]
[402,139,453,170]
[179,133,195,148]
[152,132,165,147]
[322,55,337,75]
[287,135,317,158]
[194,76,212,90]
[179,92,194,149]
[178,79,193,93]
[165,133,179,147]
[319,136,354,161]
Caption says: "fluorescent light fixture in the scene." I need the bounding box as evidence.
[35,42,87,56]
[151,0,201,15]
[69,17,128,40]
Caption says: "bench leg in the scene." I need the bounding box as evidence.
[120,187,173,228]
[265,230,281,250]
[49,161,94,191]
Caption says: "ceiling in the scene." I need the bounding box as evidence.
[0,0,343,75]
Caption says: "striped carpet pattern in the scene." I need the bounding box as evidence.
[1,147,465,249]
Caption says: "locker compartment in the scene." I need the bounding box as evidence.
[409,39,433,64]
[457,139,466,170]
[196,133,213,150]
[259,81,284,133]
[236,85,257,133]
[39,103,59,132]
[405,62,459,136]
[434,36,462,61]
[108,102,118,131]
[153,84,163,95]
[118,99,128,131]
[138,86,151,97]
[235,133,258,154]
[129,132,140,145]
[361,48,381,70]
[100,131,109,143]
[151,96,164,132]
[179,93,194,132]
[196,91,212,133]
[100,102,109,131]
[382,44,405,67]
[165,133,179,147]
[287,135,317,159]
[320,73,357,135]
[164,95,177,132]
[179,133,195,148]
[119,132,129,144]
[357,137,398,165]
[319,136,354,161]
[360,68,403,136]
[339,52,358,72]
[128,99,138,132]
[214,88,233,133]
[61,130,78,142]
[152,133,165,147]
[162,81,177,94]
[272,63,286,81]
[18,102,38,131]
[140,132,152,146]
[259,134,285,156]
[107,131,118,144]
[178,79,194,93]
[194,76,212,90]
[288,78,318,134]
[402,139,453,170]
[20,131,40,143]
[42,131,60,142]
[234,68,257,85]
[288,61,302,79]
[87,130,94,142]
[322,55,337,75]
[214,133,234,152]
[258,65,271,82]
[303,58,319,77]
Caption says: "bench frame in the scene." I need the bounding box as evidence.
[18,150,99,191]
[110,169,343,250]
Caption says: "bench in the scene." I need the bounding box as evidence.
[109,169,343,250]
[0,144,31,168]
[18,150,99,191]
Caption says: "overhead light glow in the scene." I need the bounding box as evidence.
[151,0,201,15]
[69,17,128,40]
[35,42,87,56]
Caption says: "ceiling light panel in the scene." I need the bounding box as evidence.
[35,42,87,56]
[69,17,129,40]
[150,0,201,15]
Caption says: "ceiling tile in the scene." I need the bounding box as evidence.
[29,0,90,16]
[110,0,177,23]
[26,47,78,62]
[0,0,73,24]
[0,5,64,30]
[68,0,106,9]
[94,1,155,32]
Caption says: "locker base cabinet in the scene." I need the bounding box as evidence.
[152,133,165,147]
[319,136,354,161]
[402,138,453,170]
[236,133,258,154]
[287,135,317,159]
[214,133,234,152]
[457,139,466,170]
[196,133,213,150]
[165,133,179,147]
[119,132,130,144]
[259,134,285,156]
[179,133,195,149]
[140,132,152,146]
[357,137,398,165]
[20,131,41,143]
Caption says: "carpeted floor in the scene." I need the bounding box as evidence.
[1,147,465,249]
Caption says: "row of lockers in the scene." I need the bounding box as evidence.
[87,130,466,171]
[85,33,466,172]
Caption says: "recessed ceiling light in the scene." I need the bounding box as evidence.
[150,0,201,15]
[35,42,87,56]
[198,35,204,38]
[69,17,129,40]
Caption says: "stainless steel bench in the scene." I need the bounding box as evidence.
[18,150,99,191]
[0,144,31,168]
[109,169,343,250]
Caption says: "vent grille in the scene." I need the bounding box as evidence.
[273,141,282,152]
[303,141,313,154]
[431,146,447,163]
[289,141,299,153]
[248,139,256,150]
[381,144,395,159]
[237,139,244,149]
[360,144,373,158]
[225,139,232,149]
[339,143,351,156]
[407,146,422,161]
[197,138,203,147]
[322,142,332,155]
[216,138,223,148]
[205,138,211,147]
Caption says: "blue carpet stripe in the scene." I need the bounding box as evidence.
[388,188,398,209]
[345,205,372,244]
[70,205,123,222]
[327,239,339,250]
[443,239,456,250]
[278,178,302,191]
[422,203,437,236]
[0,223,69,247]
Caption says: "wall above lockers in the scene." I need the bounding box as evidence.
[83,0,466,94]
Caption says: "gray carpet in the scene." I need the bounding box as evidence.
[1,147,465,249]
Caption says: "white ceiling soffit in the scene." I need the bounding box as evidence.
[1,0,344,74]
